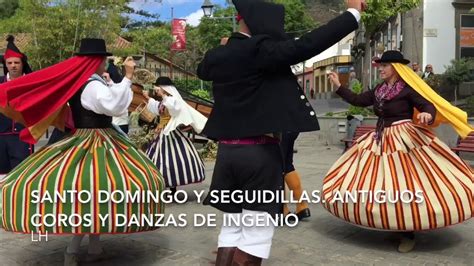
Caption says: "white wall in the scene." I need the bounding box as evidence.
[423,0,456,73]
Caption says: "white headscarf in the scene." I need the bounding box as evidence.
[160,85,208,135]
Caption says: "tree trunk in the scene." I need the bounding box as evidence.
[454,85,458,106]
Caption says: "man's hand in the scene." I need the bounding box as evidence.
[124,56,136,79]
[347,0,367,12]
[220,37,229,45]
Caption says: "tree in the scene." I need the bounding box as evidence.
[122,25,174,59]
[0,0,19,19]
[362,0,420,35]
[443,58,474,105]
[274,0,316,37]
[0,0,129,68]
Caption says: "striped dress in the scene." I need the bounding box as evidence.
[0,129,165,234]
[146,119,205,188]
[322,120,473,231]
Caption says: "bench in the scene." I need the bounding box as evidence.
[341,125,376,152]
[451,132,474,155]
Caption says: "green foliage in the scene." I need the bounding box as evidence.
[173,78,212,94]
[0,0,19,19]
[465,95,474,116]
[325,112,334,117]
[362,0,421,35]
[443,58,474,87]
[198,5,235,51]
[190,89,211,101]
[0,0,129,69]
[346,80,373,116]
[122,25,173,59]
[273,0,316,37]
[443,58,474,103]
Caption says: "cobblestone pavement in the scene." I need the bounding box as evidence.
[1,132,473,265]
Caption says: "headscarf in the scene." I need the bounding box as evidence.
[392,63,473,138]
[159,85,208,135]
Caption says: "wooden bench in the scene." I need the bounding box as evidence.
[341,125,376,152]
[451,132,474,155]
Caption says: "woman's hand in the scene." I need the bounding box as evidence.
[142,90,150,100]
[327,72,341,88]
[417,112,433,125]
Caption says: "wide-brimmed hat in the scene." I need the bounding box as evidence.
[75,38,112,56]
[375,50,410,65]
[154,76,174,86]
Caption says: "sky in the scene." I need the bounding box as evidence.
[128,0,230,26]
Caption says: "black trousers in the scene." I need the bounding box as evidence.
[280,132,299,174]
[0,134,32,174]
[204,143,284,215]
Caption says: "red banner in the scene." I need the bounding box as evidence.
[171,19,187,51]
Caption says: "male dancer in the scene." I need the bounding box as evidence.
[0,35,33,179]
[198,0,365,264]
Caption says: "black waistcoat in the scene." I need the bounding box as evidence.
[68,80,112,129]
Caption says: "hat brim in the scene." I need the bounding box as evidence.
[75,52,113,56]
[374,59,410,65]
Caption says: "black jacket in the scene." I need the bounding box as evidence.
[197,11,358,140]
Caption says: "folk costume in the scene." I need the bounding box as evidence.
[145,77,207,189]
[281,132,310,221]
[0,40,165,264]
[197,0,361,263]
[322,51,473,245]
[0,35,34,179]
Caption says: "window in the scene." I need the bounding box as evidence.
[460,15,474,59]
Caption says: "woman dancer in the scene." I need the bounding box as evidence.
[324,50,473,253]
[145,77,207,194]
[0,39,165,265]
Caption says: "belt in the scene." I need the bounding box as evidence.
[219,135,280,145]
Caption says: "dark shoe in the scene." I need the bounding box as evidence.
[295,208,311,221]
[232,249,262,266]
[215,247,236,266]
[285,212,298,223]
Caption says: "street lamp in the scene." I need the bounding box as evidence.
[201,0,214,17]
[201,0,237,31]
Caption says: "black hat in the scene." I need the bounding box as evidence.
[2,35,33,75]
[375,50,410,65]
[75,38,112,56]
[154,76,173,86]
[233,0,288,41]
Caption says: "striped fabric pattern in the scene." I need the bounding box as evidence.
[1,129,165,234]
[146,129,205,188]
[322,121,473,231]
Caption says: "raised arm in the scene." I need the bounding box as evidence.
[257,10,359,70]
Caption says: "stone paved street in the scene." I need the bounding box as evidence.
[1,131,473,265]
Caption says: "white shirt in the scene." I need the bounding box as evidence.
[80,74,133,117]
[146,96,182,116]
[347,8,361,23]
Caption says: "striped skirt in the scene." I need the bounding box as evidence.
[146,129,205,188]
[0,129,165,234]
[322,120,473,231]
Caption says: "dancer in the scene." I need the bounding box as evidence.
[145,77,207,193]
[324,50,473,253]
[0,38,164,265]
[198,0,365,264]
[281,132,310,222]
[0,35,34,179]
